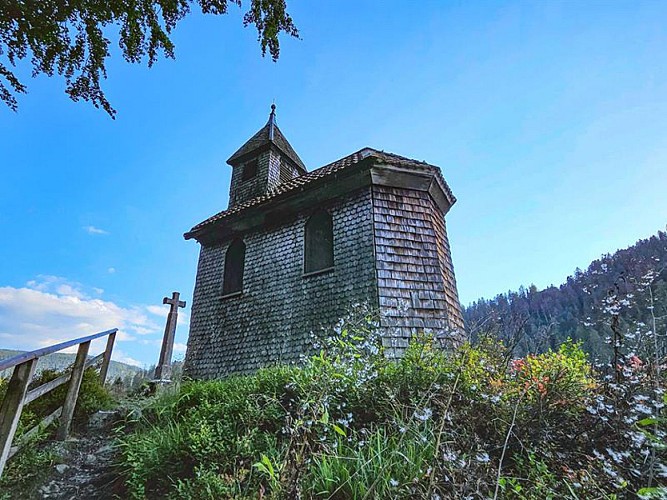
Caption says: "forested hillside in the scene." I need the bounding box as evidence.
[464,229,667,360]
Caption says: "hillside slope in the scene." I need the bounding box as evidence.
[464,229,667,359]
[0,349,141,382]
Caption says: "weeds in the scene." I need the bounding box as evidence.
[115,305,667,499]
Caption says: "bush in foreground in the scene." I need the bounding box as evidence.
[117,321,666,499]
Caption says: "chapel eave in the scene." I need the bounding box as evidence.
[184,148,457,245]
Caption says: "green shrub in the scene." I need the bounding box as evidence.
[118,366,294,498]
[0,439,57,500]
[115,321,663,499]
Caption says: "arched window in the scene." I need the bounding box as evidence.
[223,239,245,295]
[304,210,334,274]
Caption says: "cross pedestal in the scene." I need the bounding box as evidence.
[154,291,186,381]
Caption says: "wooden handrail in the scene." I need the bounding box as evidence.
[0,328,118,372]
[23,352,105,405]
[0,328,118,478]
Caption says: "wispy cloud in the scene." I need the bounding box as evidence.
[83,225,109,235]
[107,267,116,274]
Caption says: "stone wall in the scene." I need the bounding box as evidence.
[183,188,378,379]
[371,185,464,357]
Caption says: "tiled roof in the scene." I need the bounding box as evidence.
[185,147,455,240]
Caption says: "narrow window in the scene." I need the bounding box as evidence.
[242,159,258,181]
[223,239,245,295]
[304,210,334,274]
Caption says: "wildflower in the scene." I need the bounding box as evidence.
[628,355,643,369]
[414,408,433,422]
[510,359,526,372]
[389,478,399,487]
[475,452,490,463]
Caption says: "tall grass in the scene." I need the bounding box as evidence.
[116,315,665,499]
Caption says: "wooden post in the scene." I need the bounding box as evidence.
[0,359,37,477]
[57,340,91,441]
[99,331,116,385]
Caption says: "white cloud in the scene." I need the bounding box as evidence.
[107,267,116,274]
[146,305,166,317]
[0,277,163,364]
[84,225,109,235]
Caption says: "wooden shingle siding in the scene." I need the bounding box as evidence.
[183,188,377,380]
[372,185,464,357]
[229,150,273,207]
[185,138,465,379]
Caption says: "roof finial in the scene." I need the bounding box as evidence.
[268,103,276,141]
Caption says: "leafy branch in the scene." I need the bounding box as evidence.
[0,0,298,117]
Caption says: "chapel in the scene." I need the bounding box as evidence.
[183,106,464,379]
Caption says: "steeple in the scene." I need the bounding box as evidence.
[226,105,306,172]
[267,103,276,141]
[226,105,306,207]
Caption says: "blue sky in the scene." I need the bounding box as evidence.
[1,1,666,366]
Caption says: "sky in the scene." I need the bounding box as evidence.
[1,1,666,367]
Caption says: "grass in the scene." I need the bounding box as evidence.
[0,367,115,498]
[113,316,666,499]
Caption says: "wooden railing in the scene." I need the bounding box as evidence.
[0,328,117,478]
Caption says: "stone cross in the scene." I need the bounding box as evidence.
[154,291,186,380]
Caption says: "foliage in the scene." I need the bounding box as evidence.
[0,367,114,498]
[116,306,666,499]
[0,0,298,116]
[0,435,57,500]
[0,367,113,439]
[16,367,115,433]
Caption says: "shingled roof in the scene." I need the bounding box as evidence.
[227,105,306,172]
[185,147,456,240]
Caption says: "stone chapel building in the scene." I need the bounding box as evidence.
[183,106,465,379]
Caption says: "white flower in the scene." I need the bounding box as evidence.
[414,408,433,422]
[476,452,490,463]
[389,478,399,487]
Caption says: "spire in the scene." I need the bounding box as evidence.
[267,104,276,141]
[226,104,306,172]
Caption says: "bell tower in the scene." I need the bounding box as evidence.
[226,105,307,207]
